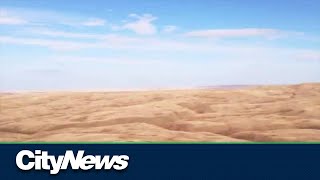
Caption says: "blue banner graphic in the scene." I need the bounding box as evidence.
[0,144,319,180]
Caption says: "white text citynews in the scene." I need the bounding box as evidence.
[16,150,129,174]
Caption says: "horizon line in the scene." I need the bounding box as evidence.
[0,82,319,93]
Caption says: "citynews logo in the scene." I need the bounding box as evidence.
[16,150,129,174]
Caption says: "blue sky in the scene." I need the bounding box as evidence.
[0,0,319,91]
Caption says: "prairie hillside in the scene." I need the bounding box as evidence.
[0,83,319,142]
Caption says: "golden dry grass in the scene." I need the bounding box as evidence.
[0,83,320,142]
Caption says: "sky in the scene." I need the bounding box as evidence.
[0,0,319,91]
